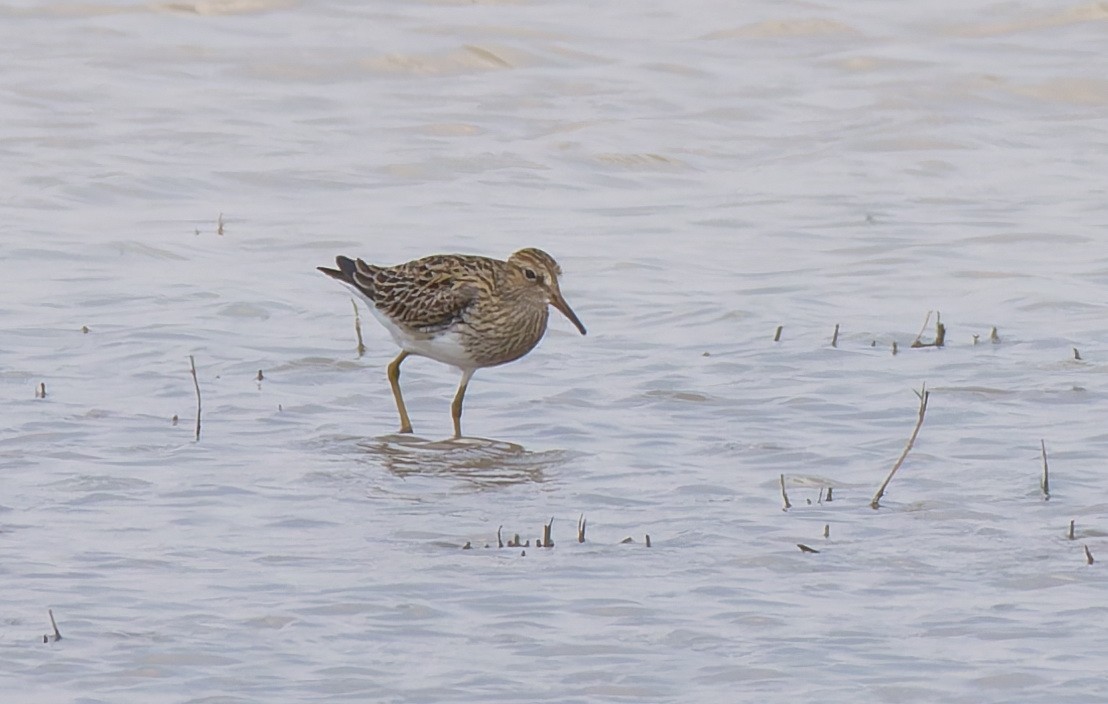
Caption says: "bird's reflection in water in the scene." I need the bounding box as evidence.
[357,434,570,488]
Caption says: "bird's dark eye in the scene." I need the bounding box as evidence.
[524,268,539,281]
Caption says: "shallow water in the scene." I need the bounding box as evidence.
[3,0,1108,701]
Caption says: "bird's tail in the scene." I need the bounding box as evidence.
[318,256,376,300]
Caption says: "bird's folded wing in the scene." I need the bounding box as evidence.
[369,266,480,332]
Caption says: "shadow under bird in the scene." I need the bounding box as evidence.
[318,248,587,438]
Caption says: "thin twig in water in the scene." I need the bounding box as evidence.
[911,311,946,348]
[912,311,933,346]
[43,609,61,643]
[870,384,930,509]
[645,534,651,548]
[577,514,586,543]
[351,299,367,357]
[1085,545,1095,565]
[773,325,783,342]
[217,212,225,236]
[1040,439,1050,500]
[1068,520,1075,540]
[831,324,840,348]
[189,355,202,442]
[823,524,830,539]
[35,382,46,399]
[780,474,792,511]
[497,525,504,549]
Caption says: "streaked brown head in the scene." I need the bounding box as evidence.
[507,248,587,336]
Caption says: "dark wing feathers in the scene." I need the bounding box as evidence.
[319,254,483,332]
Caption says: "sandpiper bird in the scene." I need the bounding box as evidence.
[318,248,586,438]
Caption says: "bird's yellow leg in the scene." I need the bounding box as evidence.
[451,369,475,439]
[387,351,414,434]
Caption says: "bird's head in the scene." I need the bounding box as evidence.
[507,248,587,336]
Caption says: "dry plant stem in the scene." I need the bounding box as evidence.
[1085,545,1095,565]
[217,212,225,235]
[645,534,651,547]
[351,299,367,357]
[870,384,930,509]
[780,474,792,511]
[1068,520,1075,540]
[189,355,202,442]
[577,514,586,543]
[913,311,933,345]
[911,312,945,348]
[774,325,783,342]
[48,609,61,641]
[1040,439,1050,499]
[831,324,840,348]
[542,517,554,548]
[497,525,504,549]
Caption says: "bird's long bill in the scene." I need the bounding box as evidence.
[550,292,587,335]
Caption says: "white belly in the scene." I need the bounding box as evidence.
[367,305,476,370]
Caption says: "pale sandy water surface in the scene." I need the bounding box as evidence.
[3,0,1108,702]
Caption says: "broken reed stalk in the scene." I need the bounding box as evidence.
[497,525,504,549]
[350,299,367,357]
[831,324,840,348]
[912,311,933,345]
[188,355,202,442]
[780,474,792,511]
[773,325,783,342]
[44,609,61,642]
[797,543,820,553]
[870,384,930,509]
[577,514,586,543]
[541,517,554,548]
[645,534,651,547]
[1068,520,1075,540]
[35,382,46,399]
[1040,439,1050,500]
[911,311,946,348]
[1085,545,1095,565]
